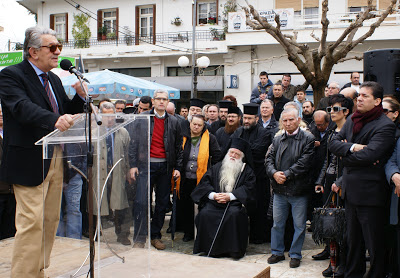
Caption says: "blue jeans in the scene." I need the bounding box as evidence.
[271,193,308,259]
[57,174,83,239]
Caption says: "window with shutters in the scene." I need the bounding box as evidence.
[55,15,66,40]
[50,13,68,41]
[97,8,119,40]
[198,1,218,25]
[140,6,153,37]
[103,9,117,34]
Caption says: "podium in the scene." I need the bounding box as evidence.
[36,113,151,277]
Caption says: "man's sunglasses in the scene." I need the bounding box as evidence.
[40,44,63,53]
[326,106,347,113]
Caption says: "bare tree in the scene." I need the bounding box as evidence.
[243,0,398,104]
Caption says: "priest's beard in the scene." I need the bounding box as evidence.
[219,155,244,193]
[224,120,240,134]
[187,113,192,122]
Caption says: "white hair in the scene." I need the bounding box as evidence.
[24,26,57,60]
[219,151,244,193]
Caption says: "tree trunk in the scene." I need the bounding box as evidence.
[311,83,326,107]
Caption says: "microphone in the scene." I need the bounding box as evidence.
[60,59,89,83]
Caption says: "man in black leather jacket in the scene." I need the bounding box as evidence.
[129,89,183,250]
[265,108,315,268]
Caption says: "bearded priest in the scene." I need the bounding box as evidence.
[191,138,256,259]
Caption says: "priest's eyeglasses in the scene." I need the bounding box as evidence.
[326,106,347,113]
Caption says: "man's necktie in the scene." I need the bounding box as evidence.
[40,73,59,114]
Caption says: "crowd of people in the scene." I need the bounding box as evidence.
[0,25,399,278]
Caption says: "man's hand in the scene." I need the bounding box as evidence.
[173,170,181,180]
[72,81,88,99]
[353,144,367,152]
[126,171,133,185]
[314,141,321,147]
[392,173,400,197]
[273,171,286,184]
[55,114,74,132]
[214,193,231,204]
[130,167,139,181]
[315,185,324,193]
[259,93,266,101]
[331,183,340,193]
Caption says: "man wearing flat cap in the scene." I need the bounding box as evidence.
[215,106,242,151]
[230,103,274,244]
[191,138,256,259]
[210,100,233,135]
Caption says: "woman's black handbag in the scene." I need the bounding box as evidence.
[312,191,346,245]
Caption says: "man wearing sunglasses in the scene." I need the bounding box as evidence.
[0,26,86,277]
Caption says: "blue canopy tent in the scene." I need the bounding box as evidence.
[61,69,180,100]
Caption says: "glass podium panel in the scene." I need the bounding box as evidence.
[37,113,151,277]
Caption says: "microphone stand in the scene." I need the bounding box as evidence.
[76,75,101,278]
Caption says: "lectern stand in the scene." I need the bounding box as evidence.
[36,113,151,277]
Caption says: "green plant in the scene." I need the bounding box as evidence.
[72,13,91,48]
[14,42,23,51]
[171,17,182,26]
[220,0,237,38]
[107,32,116,39]
[98,26,107,35]
[209,27,225,40]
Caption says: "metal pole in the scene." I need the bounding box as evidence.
[191,0,197,98]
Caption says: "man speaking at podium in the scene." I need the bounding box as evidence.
[0,26,85,277]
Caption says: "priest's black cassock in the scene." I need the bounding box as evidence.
[191,162,256,258]
[209,119,225,135]
[215,127,234,152]
[229,103,275,243]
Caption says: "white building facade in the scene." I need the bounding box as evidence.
[18,0,400,108]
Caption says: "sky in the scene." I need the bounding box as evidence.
[0,0,36,52]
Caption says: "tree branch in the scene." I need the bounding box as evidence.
[275,13,281,30]
[333,0,397,63]
[337,56,364,63]
[310,31,321,42]
[328,2,376,54]
[243,2,307,70]
[319,0,330,58]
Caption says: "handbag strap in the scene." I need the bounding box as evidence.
[323,190,335,208]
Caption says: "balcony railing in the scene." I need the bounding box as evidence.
[62,30,225,49]
[293,10,400,29]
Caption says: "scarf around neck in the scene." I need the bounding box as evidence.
[351,105,383,135]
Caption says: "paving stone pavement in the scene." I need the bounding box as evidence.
[0,214,333,278]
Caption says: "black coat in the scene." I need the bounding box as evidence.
[266,129,315,196]
[191,162,256,257]
[129,109,183,173]
[231,125,273,170]
[209,119,225,135]
[214,126,235,152]
[181,128,222,183]
[329,113,396,206]
[0,60,84,186]
[309,121,336,183]
[270,95,290,121]
[257,114,278,133]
